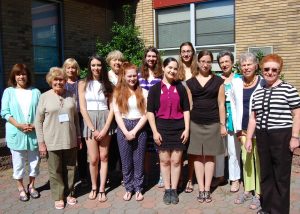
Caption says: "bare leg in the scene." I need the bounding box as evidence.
[99,135,111,193]
[86,138,99,198]
[204,155,215,191]
[159,150,171,189]
[194,155,205,191]
[170,150,183,189]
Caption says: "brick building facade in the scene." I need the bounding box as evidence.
[134,0,300,90]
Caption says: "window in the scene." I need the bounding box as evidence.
[32,0,61,74]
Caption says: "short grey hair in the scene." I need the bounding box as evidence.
[239,52,258,65]
[217,50,234,65]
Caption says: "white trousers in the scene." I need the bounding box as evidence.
[214,132,241,181]
[10,149,40,179]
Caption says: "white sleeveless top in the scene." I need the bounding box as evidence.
[85,80,108,111]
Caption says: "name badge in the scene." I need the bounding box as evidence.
[58,114,69,123]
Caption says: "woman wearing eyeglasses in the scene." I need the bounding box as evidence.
[186,50,227,203]
[245,54,300,214]
[231,52,264,210]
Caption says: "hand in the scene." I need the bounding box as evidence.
[17,123,30,133]
[25,124,35,132]
[95,128,108,141]
[220,125,228,137]
[124,131,135,141]
[181,129,189,144]
[128,130,137,139]
[153,131,162,146]
[93,130,101,141]
[39,142,47,158]
[244,139,252,153]
[77,137,82,150]
[289,137,300,152]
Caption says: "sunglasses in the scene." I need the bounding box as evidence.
[263,67,280,73]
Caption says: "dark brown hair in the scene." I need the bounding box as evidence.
[140,46,162,79]
[8,64,32,88]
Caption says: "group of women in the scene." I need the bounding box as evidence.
[1,42,299,214]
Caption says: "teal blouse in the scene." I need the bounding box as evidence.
[1,87,41,151]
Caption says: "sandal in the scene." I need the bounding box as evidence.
[88,189,97,200]
[19,189,29,202]
[135,192,144,201]
[54,200,65,210]
[230,180,240,193]
[204,191,212,203]
[185,180,194,193]
[249,195,261,210]
[157,175,164,188]
[197,191,205,203]
[234,192,253,204]
[67,196,77,205]
[98,191,107,202]
[123,191,132,201]
[27,184,39,199]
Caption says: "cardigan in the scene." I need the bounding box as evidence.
[1,87,41,151]
[34,89,81,151]
[147,81,190,115]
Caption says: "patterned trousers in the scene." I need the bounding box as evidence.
[117,118,147,192]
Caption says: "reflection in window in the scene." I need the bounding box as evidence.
[32,0,61,73]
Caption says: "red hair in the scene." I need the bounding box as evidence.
[113,62,146,114]
[260,54,283,70]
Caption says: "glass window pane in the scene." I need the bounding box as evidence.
[33,46,60,73]
[157,6,190,49]
[196,0,234,46]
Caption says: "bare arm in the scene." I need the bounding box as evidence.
[290,108,300,152]
[218,84,227,136]
[181,111,190,144]
[78,81,94,130]
[186,86,193,110]
[245,112,257,153]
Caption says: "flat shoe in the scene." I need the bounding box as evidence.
[98,192,107,202]
[230,180,240,193]
[28,185,40,199]
[88,189,97,200]
[67,196,77,205]
[19,189,29,202]
[123,191,132,201]
[54,200,65,210]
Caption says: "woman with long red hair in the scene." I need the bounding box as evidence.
[113,62,148,201]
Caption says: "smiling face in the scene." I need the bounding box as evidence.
[65,64,77,79]
[109,58,122,74]
[51,75,66,93]
[240,59,257,80]
[163,60,178,82]
[15,72,28,88]
[180,45,193,63]
[262,61,281,86]
[90,58,102,79]
[198,55,212,75]
[145,51,158,69]
[219,55,233,75]
[124,68,138,89]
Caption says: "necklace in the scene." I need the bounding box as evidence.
[243,76,257,87]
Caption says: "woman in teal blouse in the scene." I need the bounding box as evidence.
[1,64,41,202]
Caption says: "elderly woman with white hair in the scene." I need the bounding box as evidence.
[35,67,81,210]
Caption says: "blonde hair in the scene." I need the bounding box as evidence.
[46,67,67,86]
[106,50,124,65]
[62,58,80,76]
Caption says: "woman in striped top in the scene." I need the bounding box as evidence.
[245,54,300,214]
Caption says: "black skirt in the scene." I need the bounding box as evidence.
[155,118,186,151]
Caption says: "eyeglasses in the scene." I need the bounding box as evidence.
[181,50,193,54]
[199,60,212,65]
[263,67,280,73]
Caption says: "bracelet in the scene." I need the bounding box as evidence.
[291,136,299,139]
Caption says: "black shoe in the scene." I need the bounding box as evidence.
[257,209,269,214]
[170,189,179,204]
[163,189,171,205]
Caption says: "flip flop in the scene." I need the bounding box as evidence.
[135,192,144,201]
[88,189,97,200]
[54,200,65,210]
[98,192,107,202]
[123,191,132,201]
[67,196,77,206]
[18,189,29,202]
[185,180,194,193]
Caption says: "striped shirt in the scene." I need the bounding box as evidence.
[252,82,300,130]
[138,73,161,91]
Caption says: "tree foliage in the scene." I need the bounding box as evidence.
[96,5,145,67]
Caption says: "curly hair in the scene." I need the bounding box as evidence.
[113,62,146,114]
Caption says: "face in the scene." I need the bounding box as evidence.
[262,61,281,85]
[180,45,193,63]
[198,55,212,74]
[51,75,66,92]
[145,51,157,69]
[124,68,138,88]
[90,58,102,78]
[219,55,233,75]
[163,61,178,82]
[15,72,28,88]
[110,58,122,73]
[240,59,257,79]
[65,64,77,78]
